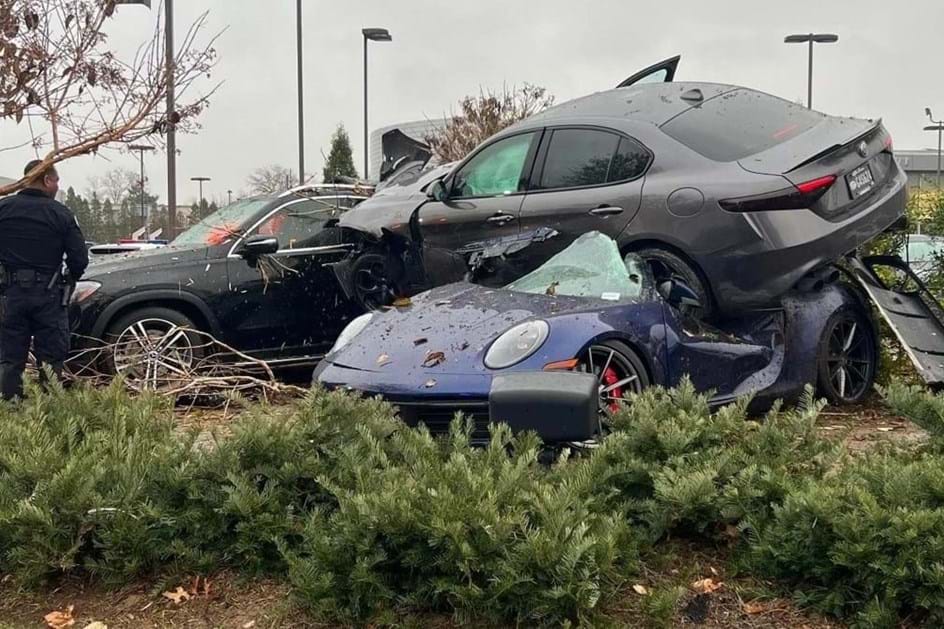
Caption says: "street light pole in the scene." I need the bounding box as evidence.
[926,108,943,190]
[362,28,392,181]
[165,0,177,239]
[129,144,155,232]
[227,189,233,205]
[296,0,305,186]
[191,176,211,216]
[784,33,839,109]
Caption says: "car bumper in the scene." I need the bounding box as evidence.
[314,361,598,442]
[704,167,906,313]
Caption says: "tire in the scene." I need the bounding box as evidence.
[815,306,877,404]
[104,307,204,390]
[631,246,714,320]
[575,340,650,419]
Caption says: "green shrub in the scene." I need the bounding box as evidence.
[284,419,635,626]
[881,381,944,441]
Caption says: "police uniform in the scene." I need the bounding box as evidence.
[0,188,89,400]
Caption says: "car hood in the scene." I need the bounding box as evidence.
[338,163,454,238]
[329,282,621,374]
[84,245,210,278]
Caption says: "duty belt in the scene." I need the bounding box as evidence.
[8,269,55,286]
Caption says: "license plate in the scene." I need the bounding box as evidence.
[846,163,875,199]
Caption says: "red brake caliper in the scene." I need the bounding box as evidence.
[601,366,622,413]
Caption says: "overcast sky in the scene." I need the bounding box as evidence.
[1,0,943,205]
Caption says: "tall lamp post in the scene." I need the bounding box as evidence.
[227,189,233,205]
[784,33,839,109]
[129,144,155,232]
[925,108,944,190]
[191,176,211,216]
[296,0,305,186]
[362,27,392,181]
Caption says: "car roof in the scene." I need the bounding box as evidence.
[506,82,739,131]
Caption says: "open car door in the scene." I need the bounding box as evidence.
[616,55,680,88]
[848,255,944,387]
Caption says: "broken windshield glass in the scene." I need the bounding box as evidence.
[172,198,270,247]
[503,231,647,303]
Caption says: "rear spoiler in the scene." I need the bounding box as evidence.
[786,118,884,174]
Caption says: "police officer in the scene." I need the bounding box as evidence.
[0,160,89,400]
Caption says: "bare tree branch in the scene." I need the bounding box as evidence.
[0,0,219,196]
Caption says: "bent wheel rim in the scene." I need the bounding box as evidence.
[825,315,873,401]
[353,259,390,309]
[577,344,644,415]
[113,318,195,390]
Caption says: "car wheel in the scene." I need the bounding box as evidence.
[816,307,877,404]
[351,252,396,310]
[575,340,650,418]
[632,247,714,319]
[104,307,203,390]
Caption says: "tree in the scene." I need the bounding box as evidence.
[246,165,296,195]
[87,168,138,206]
[425,84,554,162]
[322,124,358,182]
[0,0,219,196]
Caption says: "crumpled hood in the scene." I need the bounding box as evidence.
[85,245,210,278]
[330,282,607,375]
[338,163,453,239]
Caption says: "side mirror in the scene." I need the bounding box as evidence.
[657,279,701,309]
[426,178,448,202]
[238,235,279,258]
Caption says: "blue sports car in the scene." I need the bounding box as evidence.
[315,231,878,443]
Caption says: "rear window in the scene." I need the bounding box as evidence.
[660,88,825,162]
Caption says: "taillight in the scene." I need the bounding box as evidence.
[720,175,836,212]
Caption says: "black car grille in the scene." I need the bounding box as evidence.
[395,402,491,441]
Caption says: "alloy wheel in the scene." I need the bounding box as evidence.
[112,318,196,390]
[824,314,874,402]
[576,344,646,415]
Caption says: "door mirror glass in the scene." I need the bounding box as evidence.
[427,178,447,202]
[238,235,279,258]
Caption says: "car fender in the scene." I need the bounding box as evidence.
[90,289,222,339]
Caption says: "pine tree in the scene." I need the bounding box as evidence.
[322,123,358,183]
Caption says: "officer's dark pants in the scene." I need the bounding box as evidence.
[0,284,68,401]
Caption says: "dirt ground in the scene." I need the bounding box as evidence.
[0,393,925,628]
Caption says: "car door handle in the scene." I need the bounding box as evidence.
[486,213,516,225]
[589,206,624,217]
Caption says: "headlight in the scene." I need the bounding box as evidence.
[71,281,101,304]
[330,312,374,354]
[485,320,549,369]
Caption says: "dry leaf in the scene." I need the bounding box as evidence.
[876,426,895,432]
[424,379,437,388]
[376,353,391,366]
[709,566,719,576]
[44,606,75,629]
[690,577,723,594]
[242,623,256,629]
[545,281,559,296]
[83,623,107,629]
[631,584,650,596]
[423,351,446,367]
[392,296,412,307]
[742,601,767,614]
[162,586,191,604]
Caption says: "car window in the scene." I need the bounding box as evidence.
[451,133,535,198]
[661,88,825,162]
[503,231,648,303]
[538,129,647,189]
[251,199,343,249]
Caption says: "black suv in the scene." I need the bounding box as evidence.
[69,185,371,386]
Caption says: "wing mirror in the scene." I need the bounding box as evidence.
[426,178,448,202]
[657,279,701,310]
[238,235,279,258]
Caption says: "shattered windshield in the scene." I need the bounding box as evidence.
[172,198,270,247]
[503,231,647,303]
